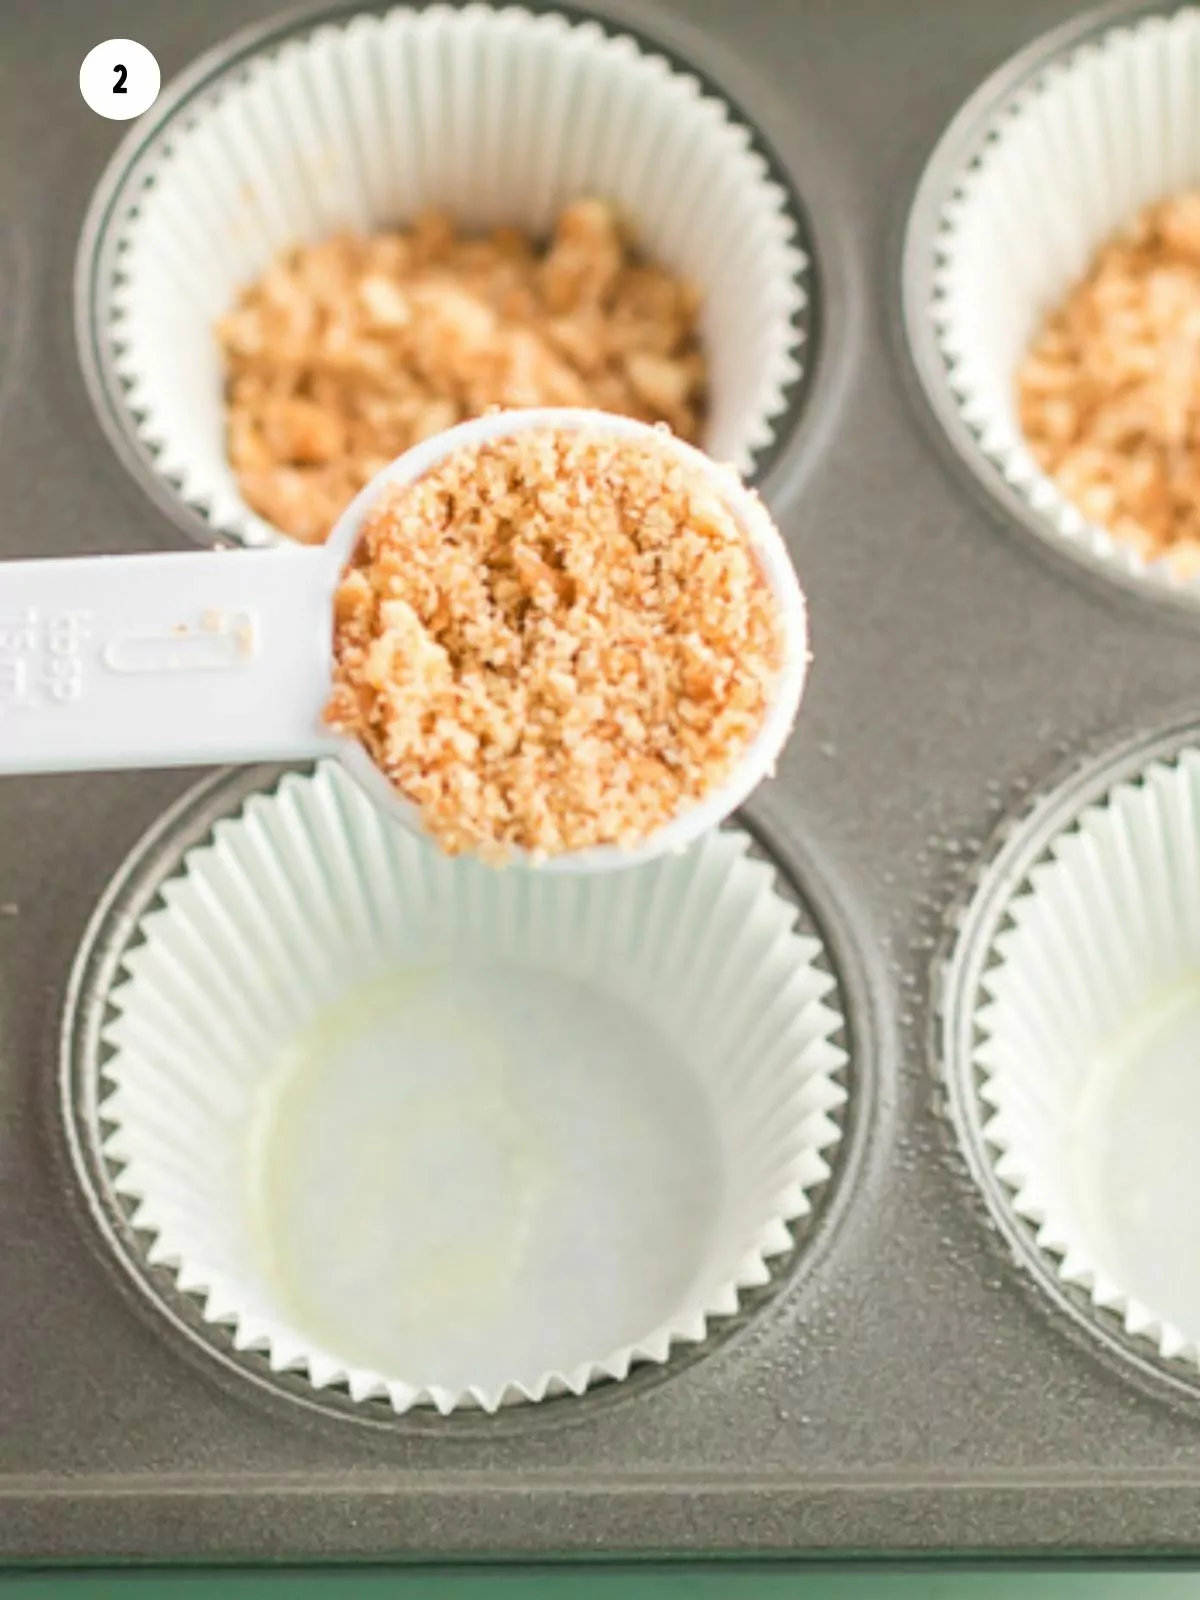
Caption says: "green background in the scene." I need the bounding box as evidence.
[7,1571,1200,1595]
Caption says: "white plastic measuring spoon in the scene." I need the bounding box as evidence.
[0,409,808,870]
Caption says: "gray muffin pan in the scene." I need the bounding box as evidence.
[3,0,1200,1564]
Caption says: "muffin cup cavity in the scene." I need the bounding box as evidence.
[80,3,810,548]
[908,6,1200,603]
[97,761,848,1414]
[949,733,1200,1374]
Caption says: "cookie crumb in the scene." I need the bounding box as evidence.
[1018,191,1200,573]
[220,201,707,545]
[326,427,784,862]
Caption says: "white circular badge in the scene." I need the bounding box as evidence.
[80,40,161,121]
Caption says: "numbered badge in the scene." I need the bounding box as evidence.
[80,39,160,121]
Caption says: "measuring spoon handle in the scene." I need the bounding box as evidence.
[0,547,341,775]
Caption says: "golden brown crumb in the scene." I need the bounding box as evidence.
[219,200,707,545]
[1018,191,1200,573]
[326,427,781,862]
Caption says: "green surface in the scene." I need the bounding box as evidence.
[8,1572,1200,1596]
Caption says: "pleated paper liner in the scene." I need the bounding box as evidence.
[97,761,848,1414]
[85,2,809,549]
[966,741,1200,1370]
[912,6,1200,602]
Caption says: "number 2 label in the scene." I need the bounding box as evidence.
[79,40,159,121]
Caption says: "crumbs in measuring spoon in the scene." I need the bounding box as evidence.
[325,427,785,863]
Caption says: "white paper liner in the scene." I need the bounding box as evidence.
[101,3,808,548]
[974,746,1200,1364]
[99,760,847,1413]
[930,8,1200,596]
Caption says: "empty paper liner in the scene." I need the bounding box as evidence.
[973,745,1200,1365]
[99,761,848,1413]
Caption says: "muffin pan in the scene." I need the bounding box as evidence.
[8,0,1200,1564]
